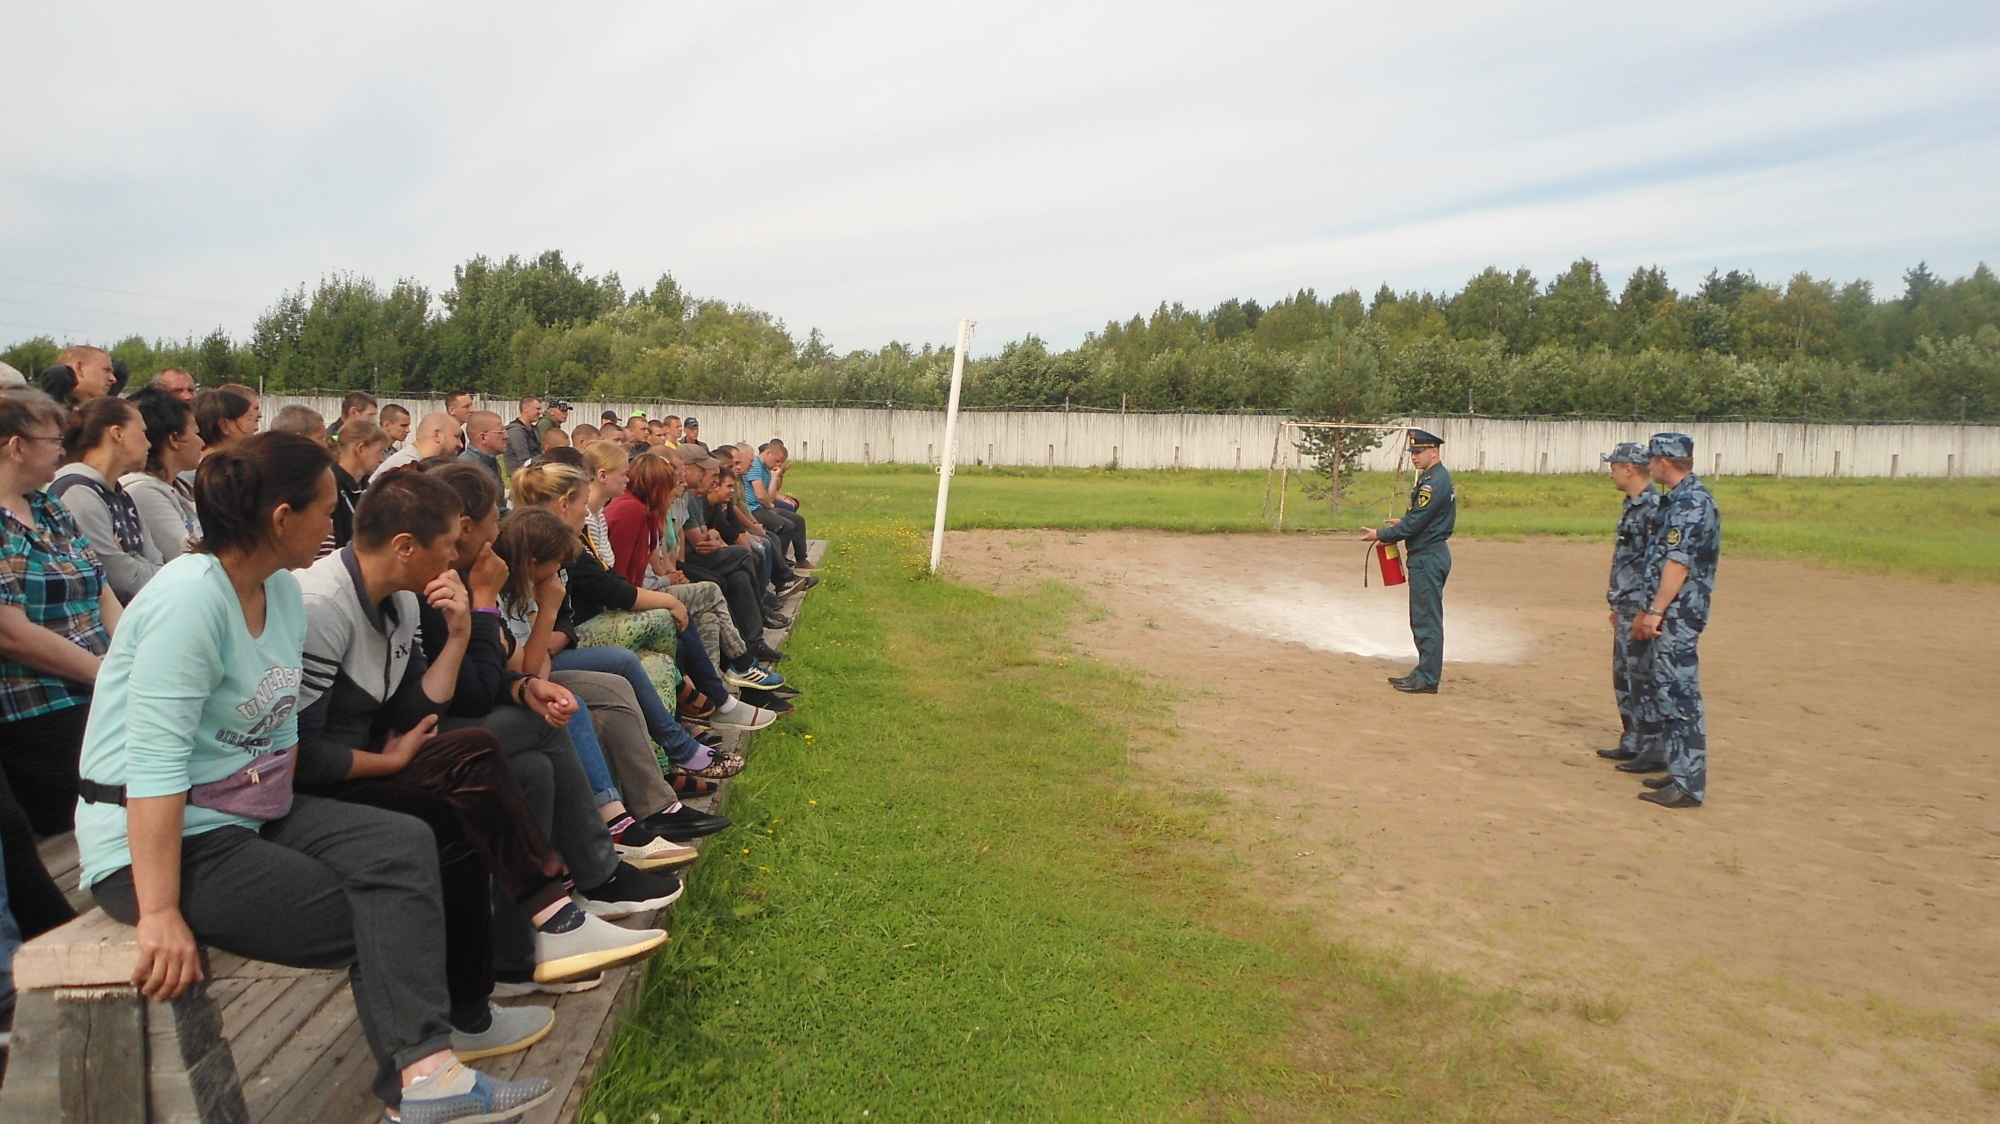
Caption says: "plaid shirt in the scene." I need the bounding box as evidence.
[0,490,110,721]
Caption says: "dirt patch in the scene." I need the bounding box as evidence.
[947,529,2000,1122]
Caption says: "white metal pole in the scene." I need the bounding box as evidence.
[930,318,974,573]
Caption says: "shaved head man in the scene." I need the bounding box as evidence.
[368,410,462,480]
[49,345,116,403]
[460,410,509,483]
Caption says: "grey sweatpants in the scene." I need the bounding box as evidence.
[554,669,676,819]
[92,795,453,1108]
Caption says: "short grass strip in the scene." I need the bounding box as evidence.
[582,517,1652,1123]
[790,464,2000,584]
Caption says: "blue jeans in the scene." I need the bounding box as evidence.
[552,646,706,766]
[563,698,622,808]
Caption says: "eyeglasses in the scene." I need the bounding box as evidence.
[13,434,63,446]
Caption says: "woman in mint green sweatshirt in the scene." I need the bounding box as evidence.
[74,432,554,1124]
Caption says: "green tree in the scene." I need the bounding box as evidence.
[1290,329,1390,513]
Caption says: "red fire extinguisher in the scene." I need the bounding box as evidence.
[1367,540,1407,587]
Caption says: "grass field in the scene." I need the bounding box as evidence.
[582,466,1997,1122]
[790,463,2000,584]
[584,521,1650,1123]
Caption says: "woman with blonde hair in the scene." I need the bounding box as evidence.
[328,418,390,552]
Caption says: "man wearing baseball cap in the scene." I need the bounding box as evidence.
[680,416,708,454]
[1630,432,1720,809]
[1361,428,1455,693]
[535,398,571,440]
[1597,443,1661,773]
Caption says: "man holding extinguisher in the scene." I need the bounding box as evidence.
[1361,429,1455,694]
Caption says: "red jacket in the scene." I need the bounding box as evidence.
[603,492,661,587]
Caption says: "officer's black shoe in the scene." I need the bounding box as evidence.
[1391,678,1438,694]
[1614,757,1667,774]
[1641,775,1676,790]
[1387,675,1412,687]
[1637,783,1701,809]
[1596,746,1638,761]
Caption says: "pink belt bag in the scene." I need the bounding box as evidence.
[78,750,297,822]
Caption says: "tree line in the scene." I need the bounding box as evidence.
[6,250,1997,423]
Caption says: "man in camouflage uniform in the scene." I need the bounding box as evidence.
[1632,433,1721,809]
[1361,428,1455,694]
[1597,442,1661,772]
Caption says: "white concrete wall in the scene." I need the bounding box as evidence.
[265,396,1998,478]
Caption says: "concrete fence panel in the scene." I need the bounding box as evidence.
[263,397,1997,478]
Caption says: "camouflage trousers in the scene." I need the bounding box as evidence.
[1611,610,1655,756]
[1644,615,1707,802]
[643,576,747,665]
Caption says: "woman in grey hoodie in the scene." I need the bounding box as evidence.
[50,397,161,601]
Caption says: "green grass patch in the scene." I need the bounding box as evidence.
[790,463,2000,584]
[583,519,1655,1123]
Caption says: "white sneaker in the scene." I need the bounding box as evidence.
[708,702,775,731]
[533,913,668,982]
[615,833,699,870]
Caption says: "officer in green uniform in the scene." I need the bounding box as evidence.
[1362,429,1455,693]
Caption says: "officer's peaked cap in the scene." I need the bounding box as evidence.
[1647,432,1694,458]
[1407,428,1444,448]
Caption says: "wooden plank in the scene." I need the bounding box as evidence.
[242,984,364,1124]
[250,1007,375,1124]
[36,832,79,887]
[547,959,652,1124]
[227,973,346,1084]
[16,910,145,990]
[511,962,643,1124]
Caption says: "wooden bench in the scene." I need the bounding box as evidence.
[0,540,826,1123]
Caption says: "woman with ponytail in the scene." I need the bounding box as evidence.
[121,386,203,562]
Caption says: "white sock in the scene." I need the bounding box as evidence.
[718,695,745,716]
[404,1060,476,1099]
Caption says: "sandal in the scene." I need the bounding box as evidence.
[671,773,720,797]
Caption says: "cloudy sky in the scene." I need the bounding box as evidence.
[4,0,1996,354]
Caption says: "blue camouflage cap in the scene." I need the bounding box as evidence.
[1407,427,1444,448]
[1601,442,1649,465]
[1648,432,1694,458]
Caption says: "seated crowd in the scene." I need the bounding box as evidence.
[0,352,817,1124]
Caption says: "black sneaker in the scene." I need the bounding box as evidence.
[696,731,724,749]
[763,611,793,630]
[645,805,732,842]
[580,864,683,919]
[754,643,788,664]
[737,688,794,713]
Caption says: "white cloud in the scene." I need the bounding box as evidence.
[2,0,1995,352]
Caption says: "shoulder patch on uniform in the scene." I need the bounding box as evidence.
[1416,492,1431,508]
[1666,527,1682,546]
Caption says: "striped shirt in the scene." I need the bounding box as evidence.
[0,490,111,721]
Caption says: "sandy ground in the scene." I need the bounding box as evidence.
[947,529,2000,1123]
